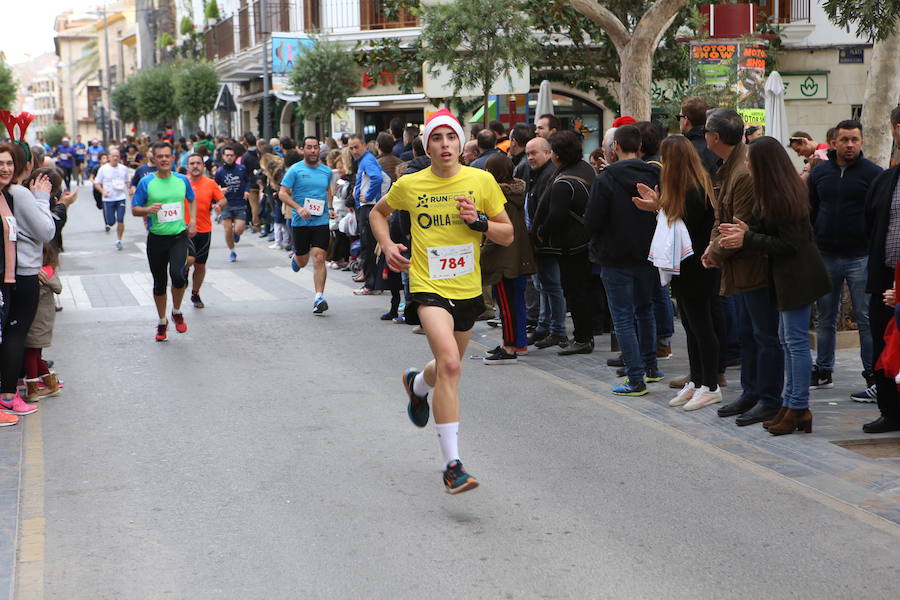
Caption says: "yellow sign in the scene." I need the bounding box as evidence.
[738,108,765,128]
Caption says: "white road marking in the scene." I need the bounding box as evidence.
[268,266,355,297]
[119,272,155,306]
[203,270,275,301]
[58,275,91,309]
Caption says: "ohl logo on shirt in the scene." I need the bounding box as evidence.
[415,190,475,229]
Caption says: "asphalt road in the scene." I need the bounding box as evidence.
[15,186,900,599]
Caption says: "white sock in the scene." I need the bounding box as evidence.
[172,309,182,316]
[158,318,167,325]
[315,292,324,301]
[412,371,433,397]
[436,422,459,466]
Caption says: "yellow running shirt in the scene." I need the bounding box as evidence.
[384,165,507,300]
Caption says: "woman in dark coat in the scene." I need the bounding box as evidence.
[481,154,535,363]
[719,136,831,435]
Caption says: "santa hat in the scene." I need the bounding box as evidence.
[423,108,465,145]
[612,115,636,127]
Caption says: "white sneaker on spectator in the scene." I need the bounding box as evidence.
[683,386,722,411]
[669,382,696,407]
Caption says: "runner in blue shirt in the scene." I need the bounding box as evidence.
[73,134,87,186]
[53,137,75,190]
[279,136,334,314]
[87,139,105,168]
[213,146,250,262]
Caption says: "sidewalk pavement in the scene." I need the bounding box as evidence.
[470,322,900,526]
[0,421,22,598]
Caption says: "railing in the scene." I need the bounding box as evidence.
[255,0,294,34]
[205,16,235,61]
[239,5,251,50]
[360,0,417,30]
[756,0,811,24]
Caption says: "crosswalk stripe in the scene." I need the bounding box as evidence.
[268,266,355,297]
[203,270,276,301]
[58,275,91,310]
[119,272,155,306]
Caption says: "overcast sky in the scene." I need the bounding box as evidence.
[1,0,105,64]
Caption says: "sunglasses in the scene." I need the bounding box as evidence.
[788,137,805,143]
[676,114,687,120]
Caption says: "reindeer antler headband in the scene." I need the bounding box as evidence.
[0,110,35,163]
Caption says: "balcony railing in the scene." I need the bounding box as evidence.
[756,0,811,24]
[239,5,251,50]
[256,0,294,34]
[205,16,235,61]
[360,0,417,30]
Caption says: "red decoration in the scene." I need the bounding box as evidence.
[0,110,35,141]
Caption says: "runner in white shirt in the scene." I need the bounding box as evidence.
[94,149,131,250]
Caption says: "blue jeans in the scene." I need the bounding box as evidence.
[535,256,566,337]
[721,295,741,361]
[780,305,813,410]
[738,288,784,409]
[601,264,658,383]
[815,254,872,371]
[652,283,675,345]
[102,199,126,226]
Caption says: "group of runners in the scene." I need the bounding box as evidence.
[127,111,505,493]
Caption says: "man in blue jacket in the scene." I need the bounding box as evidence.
[349,134,390,294]
[214,145,250,262]
[808,119,883,398]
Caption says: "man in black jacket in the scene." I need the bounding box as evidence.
[524,137,565,348]
[809,119,883,396]
[241,132,261,232]
[585,125,661,396]
[862,106,900,433]
[679,97,718,178]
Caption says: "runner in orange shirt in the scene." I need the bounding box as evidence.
[185,153,225,308]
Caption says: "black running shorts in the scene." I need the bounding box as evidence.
[292,224,330,256]
[410,292,485,332]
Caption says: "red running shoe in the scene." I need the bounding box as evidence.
[156,321,168,342]
[171,311,187,333]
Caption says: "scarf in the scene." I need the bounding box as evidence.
[0,190,15,283]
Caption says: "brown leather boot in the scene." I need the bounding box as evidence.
[768,408,813,436]
[668,374,691,389]
[40,373,61,397]
[762,406,789,430]
[25,379,50,402]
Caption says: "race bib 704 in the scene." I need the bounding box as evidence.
[157,202,183,223]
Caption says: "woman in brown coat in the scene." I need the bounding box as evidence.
[24,244,63,400]
[481,154,535,364]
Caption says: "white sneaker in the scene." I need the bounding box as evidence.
[683,386,722,411]
[268,242,280,249]
[669,382,696,407]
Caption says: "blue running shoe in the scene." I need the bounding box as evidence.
[443,460,479,494]
[402,368,429,428]
[612,380,648,396]
[645,368,665,383]
[229,250,237,262]
[290,254,301,272]
[313,297,328,315]
[233,233,241,244]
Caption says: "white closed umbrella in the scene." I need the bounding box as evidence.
[535,80,553,121]
[764,71,788,145]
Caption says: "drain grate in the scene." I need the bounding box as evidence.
[833,438,900,459]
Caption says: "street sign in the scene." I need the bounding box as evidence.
[839,48,864,64]
[782,74,828,100]
[214,85,237,113]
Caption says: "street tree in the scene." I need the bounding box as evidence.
[174,62,219,124]
[0,60,16,110]
[133,65,178,125]
[44,122,67,147]
[569,0,688,120]
[420,0,536,126]
[288,39,359,136]
[111,77,140,128]
[823,1,900,167]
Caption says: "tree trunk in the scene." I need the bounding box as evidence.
[618,43,654,120]
[483,86,491,127]
[860,22,900,168]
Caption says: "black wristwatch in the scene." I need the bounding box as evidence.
[467,211,489,232]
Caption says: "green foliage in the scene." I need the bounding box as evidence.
[0,60,17,111]
[110,77,140,125]
[354,37,422,95]
[180,16,195,36]
[205,0,220,21]
[420,0,536,125]
[133,65,179,124]
[158,33,175,48]
[822,0,900,41]
[44,123,67,147]
[288,39,359,135]
[174,62,219,122]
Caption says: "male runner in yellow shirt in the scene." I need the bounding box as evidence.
[370,109,513,493]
